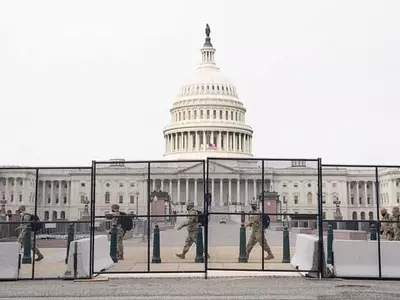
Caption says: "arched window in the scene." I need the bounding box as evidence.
[360,211,366,220]
[368,212,374,220]
[60,211,66,219]
[52,211,58,220]
[307,192,312,204]
[44,211,49,221]
[105,192,110,204]
[352,212,357,220]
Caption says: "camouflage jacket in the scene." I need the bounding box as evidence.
[111,211,122,229]
[381,213,392,233]
[390,212,400,232]
[246,209,262,232]
[181,209,198,232]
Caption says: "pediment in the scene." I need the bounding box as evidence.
[176,161,238,175]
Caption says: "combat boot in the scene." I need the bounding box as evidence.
[264,250,274,260]
[35,254,44,262]
[175,253,185,259]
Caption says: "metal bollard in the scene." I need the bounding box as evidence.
[195,224,204,263]
[151,224,161,263]
[327,224,333,265]
[110,224,118,263]
[370,223,377,241]
[22,224,32,264]
[282,226,290,263]
[65,223,75,264]
[238,223,248,263]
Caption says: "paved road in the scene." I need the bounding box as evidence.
[1,277,400,300]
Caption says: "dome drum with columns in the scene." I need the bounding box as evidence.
[0,25,398,226]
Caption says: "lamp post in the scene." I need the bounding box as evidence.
[283,197,288,227]
[135,191,139,218]
[333,198,342,220]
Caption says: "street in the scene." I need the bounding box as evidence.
[1,277,400,300]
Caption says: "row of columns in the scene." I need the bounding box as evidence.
[165,131,252,153]
[41,181,71,206]
[1,177,33,203]
[347,181,377,207]
[152,178,262,207]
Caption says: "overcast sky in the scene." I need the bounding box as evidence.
[0,0,399,167]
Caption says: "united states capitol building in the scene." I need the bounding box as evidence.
[0,25,398,223]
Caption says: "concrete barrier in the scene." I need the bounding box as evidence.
[333,230,367,240]
[333,240,400,278]
[290,234,320,277]
[64,235,114,279]
[333,240,379,277]
[0,242,20,280]
[291,227,313,234]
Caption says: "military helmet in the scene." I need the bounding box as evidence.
[18,205,26,212]
[380,208,387,214]
[111,204,120,211]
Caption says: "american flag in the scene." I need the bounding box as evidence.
[207,143,217,150]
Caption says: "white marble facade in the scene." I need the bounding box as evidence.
[0,161,399,222]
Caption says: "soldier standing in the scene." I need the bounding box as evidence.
[111,204,124,260]
[390,206,400,241]
[380,208,393,240]
[245,201,274,260]
[16,205,44,261]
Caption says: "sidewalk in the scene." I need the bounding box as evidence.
[19,245,297,278]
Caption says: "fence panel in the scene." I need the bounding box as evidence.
[206,157,321,275]
[92,161,148,275]
[321,165,380,279]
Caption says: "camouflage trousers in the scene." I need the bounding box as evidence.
[17,232,42,256]
[182,230,197,254]
[116,228,124,258]
[246,231,272,256]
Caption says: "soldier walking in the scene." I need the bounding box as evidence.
[111,204,124,260]
[390,206,400,241]
[380,208,393,240]
[16,205,44,261]
[245,201,274,260]
[175,203,210,259]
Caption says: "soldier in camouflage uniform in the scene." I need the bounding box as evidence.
[111,204,124,260]
[16,205,44,261]
[390,206,400,241]
[175,203,197,259]
[380,208,393,240]
[245,201,274,260]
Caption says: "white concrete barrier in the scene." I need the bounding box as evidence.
[333,240,379,277]
[380,241,400,278]
[291,234,320,277]
[64,235,114,279]
[333,240,400,278]
[0,242,20,279]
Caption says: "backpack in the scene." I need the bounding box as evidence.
[262,214,271,229]
[196,210,207,227]
[27,214,43,232]
[119,212,133,231]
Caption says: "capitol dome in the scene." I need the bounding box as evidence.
[163,24,254,160]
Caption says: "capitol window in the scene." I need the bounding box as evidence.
[207,110,210,119]
[194,110,197,119]
[219,110,222,119]
[119,195,123,204]
[200,110,203,119]
[179,112,181,121]
[105,192,110,204]
[81,182,85,187]
[225,111,228,120]
[119,182,124,187]
[231,112,233,120]
[183,111,186,120]
[217,85,220,90]
[235,112,238,121]
[213,110,216,119]
[294,195,299,204]
[106,183,110,187]
[130,195,135,204]
[212,85,215,90]
[332,183,337,188]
